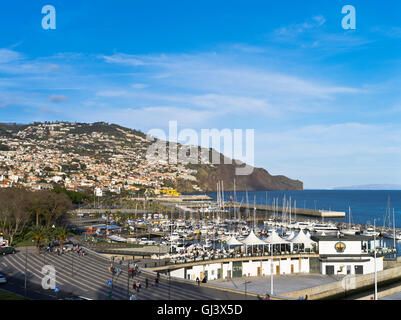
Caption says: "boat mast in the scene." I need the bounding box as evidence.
[294,200,296,221]
[246,188,249,221]
[233,178,236,221]
[221,180,224,211]
[348,206,351,229]
[253,195,256,231]
[265,191,268,221]
[393,208,396,251]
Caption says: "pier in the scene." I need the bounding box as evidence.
[181,201,346,218]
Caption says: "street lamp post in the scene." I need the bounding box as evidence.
[374,219,377,300]
[127,262,130,299]
[168,270,171,300]
[24,245,27,298]
[270,244,274,296]
[244,280,251,300]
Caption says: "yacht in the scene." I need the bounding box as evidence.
[297,221,314,231]
[312,223,339,235]
[340,207,360,235]
[361,227,380,237]
[383,231,401,240]
[169,232,180,241]
[203,239,213,250]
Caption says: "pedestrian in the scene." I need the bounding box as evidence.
[265,294,270,300]
[132,269,136,278]
[119,259,123,265]
[196,277,200,286]
[137,281,141,292]
[133,282,137,292]
[145,278,148,288]
[155,277,159,286]
[305,295,308,300]
[157,272,160,280]
[128,268,132,277]
[152,280,155,287]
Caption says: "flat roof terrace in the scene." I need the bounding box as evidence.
[209,273,346,296]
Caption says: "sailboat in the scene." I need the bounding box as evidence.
[341,206,360,235]
[383,208,401,240]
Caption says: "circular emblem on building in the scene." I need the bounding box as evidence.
[335,242,346,253]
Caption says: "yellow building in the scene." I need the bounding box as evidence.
[159,188,181,196]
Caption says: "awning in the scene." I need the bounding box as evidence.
[264,229,290,244]
[241,230,266,246]
[226,236,244,246]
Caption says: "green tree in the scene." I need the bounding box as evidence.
[30,226,48,254]
[54,227,68,249]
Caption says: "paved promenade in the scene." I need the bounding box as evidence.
[0,248,254,300]
[210,274,345,296]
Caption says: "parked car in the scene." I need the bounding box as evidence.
[0,246,16,255]
[0,274,7,284]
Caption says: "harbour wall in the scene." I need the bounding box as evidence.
[282,258,401,300]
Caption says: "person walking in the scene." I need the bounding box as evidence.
[304,295,308,300]
[145,278,148,288]
[132,281,137,292]
[265,294,270,300]
[196,277,200,286]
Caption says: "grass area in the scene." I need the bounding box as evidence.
[0,288,26,300]
[13,238,36,248]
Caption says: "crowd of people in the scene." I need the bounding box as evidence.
[45,243,87,256]
[108,263,162,300]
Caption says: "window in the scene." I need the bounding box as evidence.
[326,265,335,275]
[355,265,363,274]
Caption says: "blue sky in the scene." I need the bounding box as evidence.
[0,0,401,188]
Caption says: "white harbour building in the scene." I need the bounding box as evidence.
[311,235,384,275]
[166,233,386,281]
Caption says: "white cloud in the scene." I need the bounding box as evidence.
[255,123,401,188]
[48,94,68,103]
[131,83,148,89]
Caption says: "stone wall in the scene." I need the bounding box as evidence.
[282,263,401,300]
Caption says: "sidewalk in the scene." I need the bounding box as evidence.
[209,274,345,295]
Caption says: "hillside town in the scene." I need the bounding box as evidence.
[0,122,202,194]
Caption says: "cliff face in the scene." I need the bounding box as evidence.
[182,152,303,193]
[182,164,302,193]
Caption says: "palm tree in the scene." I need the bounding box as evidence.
[54,227,68,250]
[31,226,47,254]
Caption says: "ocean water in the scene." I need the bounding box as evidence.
[205,189,401,255]
[206,190,401,228]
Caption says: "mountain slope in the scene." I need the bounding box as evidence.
[0,121,302,192]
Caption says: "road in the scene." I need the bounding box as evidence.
[0,248,254,300]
